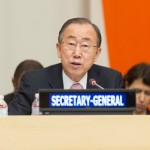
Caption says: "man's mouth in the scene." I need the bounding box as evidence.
[71,62,81,68]
[71,62,81,65]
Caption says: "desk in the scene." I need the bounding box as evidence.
[0,116,149,150]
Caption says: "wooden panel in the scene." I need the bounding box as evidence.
[0,116,150,150]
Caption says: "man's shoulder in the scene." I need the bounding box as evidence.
[90,64,123,88]
[92,64,121,74]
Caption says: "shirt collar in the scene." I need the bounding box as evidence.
[63,70,87,89]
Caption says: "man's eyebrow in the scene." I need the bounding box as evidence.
[82,37,91,42]
[66,35,76,40]
[66,36,91,42]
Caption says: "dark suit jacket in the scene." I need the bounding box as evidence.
[8,63,123,115]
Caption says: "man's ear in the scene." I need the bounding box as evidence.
[56,43,61,58]
[94,48,101,62]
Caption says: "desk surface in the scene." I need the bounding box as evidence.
[0,115,149,150]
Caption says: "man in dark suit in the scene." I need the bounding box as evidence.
[8,18,123,115]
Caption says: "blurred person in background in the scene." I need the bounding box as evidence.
[123,62,150,115]
[4,59,43,105]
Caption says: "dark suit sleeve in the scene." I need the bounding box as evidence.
[8,73,34,115]
[4,93,14,105]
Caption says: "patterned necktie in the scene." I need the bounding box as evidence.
[70,83,83,89]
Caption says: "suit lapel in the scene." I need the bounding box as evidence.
[87,65,104,89]
[48,64,64,89]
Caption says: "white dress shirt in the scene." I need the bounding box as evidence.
[62,70,87,89]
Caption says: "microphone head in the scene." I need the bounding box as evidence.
[89,78,96,86]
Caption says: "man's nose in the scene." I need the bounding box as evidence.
[73,45,82,57]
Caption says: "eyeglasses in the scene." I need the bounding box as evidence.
[60,42,98,52]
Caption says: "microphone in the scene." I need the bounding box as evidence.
[89,78,104,89]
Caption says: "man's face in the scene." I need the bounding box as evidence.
[56,23,101,82]
[129,78,150,114]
